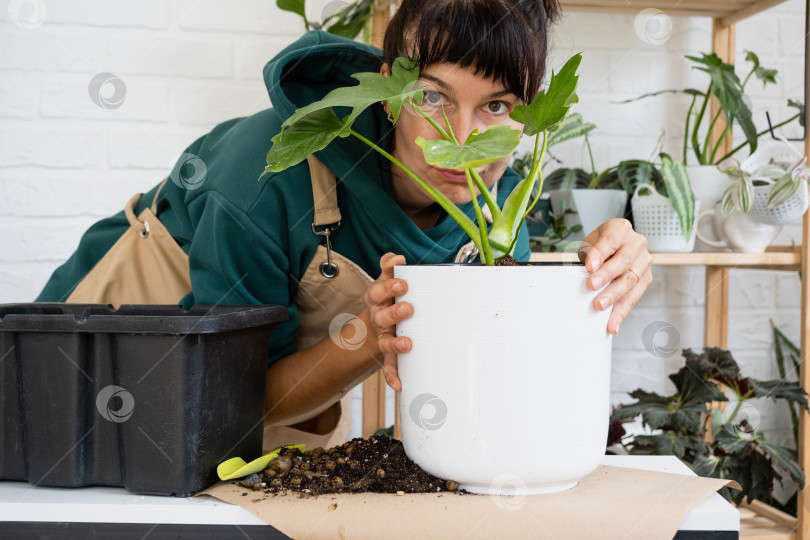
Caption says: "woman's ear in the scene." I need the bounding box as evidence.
[380,63,392,115]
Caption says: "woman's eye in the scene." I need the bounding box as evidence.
[424,90,444,107]
[486,101,508,114]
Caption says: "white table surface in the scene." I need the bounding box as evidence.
[0,455,738,532]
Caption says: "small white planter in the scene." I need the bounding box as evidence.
[740,141,810,225]
[549,189,628,240]
[394,264,612,495]
[631,183,700,252]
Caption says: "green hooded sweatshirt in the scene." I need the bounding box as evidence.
[36,31,531,366]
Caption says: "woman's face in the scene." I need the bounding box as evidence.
[383,62,525,211]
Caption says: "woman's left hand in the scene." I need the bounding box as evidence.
[577,218,652,335]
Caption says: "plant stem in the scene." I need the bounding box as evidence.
[692,82,713,164]
[727,398,745,425]
[684,94,697,163]
[469,168,501,220]
[411,100,500,221]
[585,133,596,178]
[715,113,802,163]
[350,129,481,246]
[466,170,493,264]
[708,125,731,164]
[411,101,452,142]
[522,131,550,220]
[702,110,722,163]
[441,105,459,145]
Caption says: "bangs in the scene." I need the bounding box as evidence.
[383,0,558,104]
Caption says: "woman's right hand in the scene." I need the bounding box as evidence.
[364,252,412,391]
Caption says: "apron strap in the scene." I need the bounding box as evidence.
[123,178,170,235]
[307,155,342,278]
[151,178,169,214]
[307,155,342,226]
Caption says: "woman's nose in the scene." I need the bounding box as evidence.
[449,113,484,144]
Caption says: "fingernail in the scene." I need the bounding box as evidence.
[598,296,610,310]
[397,339,408,351]
[397,304,408,316]
[393,281,405,293]
[591,275,604,289]
[588,255,601,272]
[615,322,621,333]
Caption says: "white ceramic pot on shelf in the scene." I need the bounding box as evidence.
[685,165,733,252]
[548,189,628,240]
[394,264,612,495]
[696,203,783,253]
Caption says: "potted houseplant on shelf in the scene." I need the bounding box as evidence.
[511,115,638,242]
[717,138,810,226]
[610,347,808,509]
[630,153,699,252]
[263,54,615,495]
[622,51,803,214]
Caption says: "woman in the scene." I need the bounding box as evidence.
[37,0,652,449]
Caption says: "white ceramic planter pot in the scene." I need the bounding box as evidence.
[686,165,733,252]
[686,164,731,207]
[393,264,612,495]
[549,189,628,240]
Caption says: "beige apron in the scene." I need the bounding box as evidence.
[66,179,192,307]
[262,156,376,452]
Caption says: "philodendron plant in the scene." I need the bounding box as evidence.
[262,54,582,265]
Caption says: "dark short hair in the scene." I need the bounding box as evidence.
[382,0,561,104]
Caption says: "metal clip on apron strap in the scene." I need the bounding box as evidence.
[307,155,342,279]
[123,177,170,239]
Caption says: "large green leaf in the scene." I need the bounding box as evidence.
[280,55,422,136]
[633,433,690,458]
[687,53,758,155]
[598,160,662,193]
[660,154,696,241]
[510,54,582,136]
[277,0,306,20]
[692,453,724,477]
[685,347,741,384]
[264,108,346,173]
[542,167,592,192]
[746,50,778,88]
[546,113,596,147]
[415,125,521,169]
[788,99,806,127]
[322,0,374,39]
[749,378,809,410]
[610,390,673,430]
[758,438,805,487]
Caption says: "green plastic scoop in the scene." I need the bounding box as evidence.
[217,444,306,481]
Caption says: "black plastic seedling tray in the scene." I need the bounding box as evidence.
[0,303,287,496]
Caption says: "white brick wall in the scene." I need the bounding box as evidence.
[1,1,805,472]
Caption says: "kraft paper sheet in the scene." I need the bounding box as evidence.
[199,464,739,539]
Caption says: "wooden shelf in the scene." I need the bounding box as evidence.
[740,500,798,539]
[529,247,801,270]
[560,0,790,26]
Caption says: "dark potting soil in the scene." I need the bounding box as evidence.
[494,255,519,266]
[235,436,461,496]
